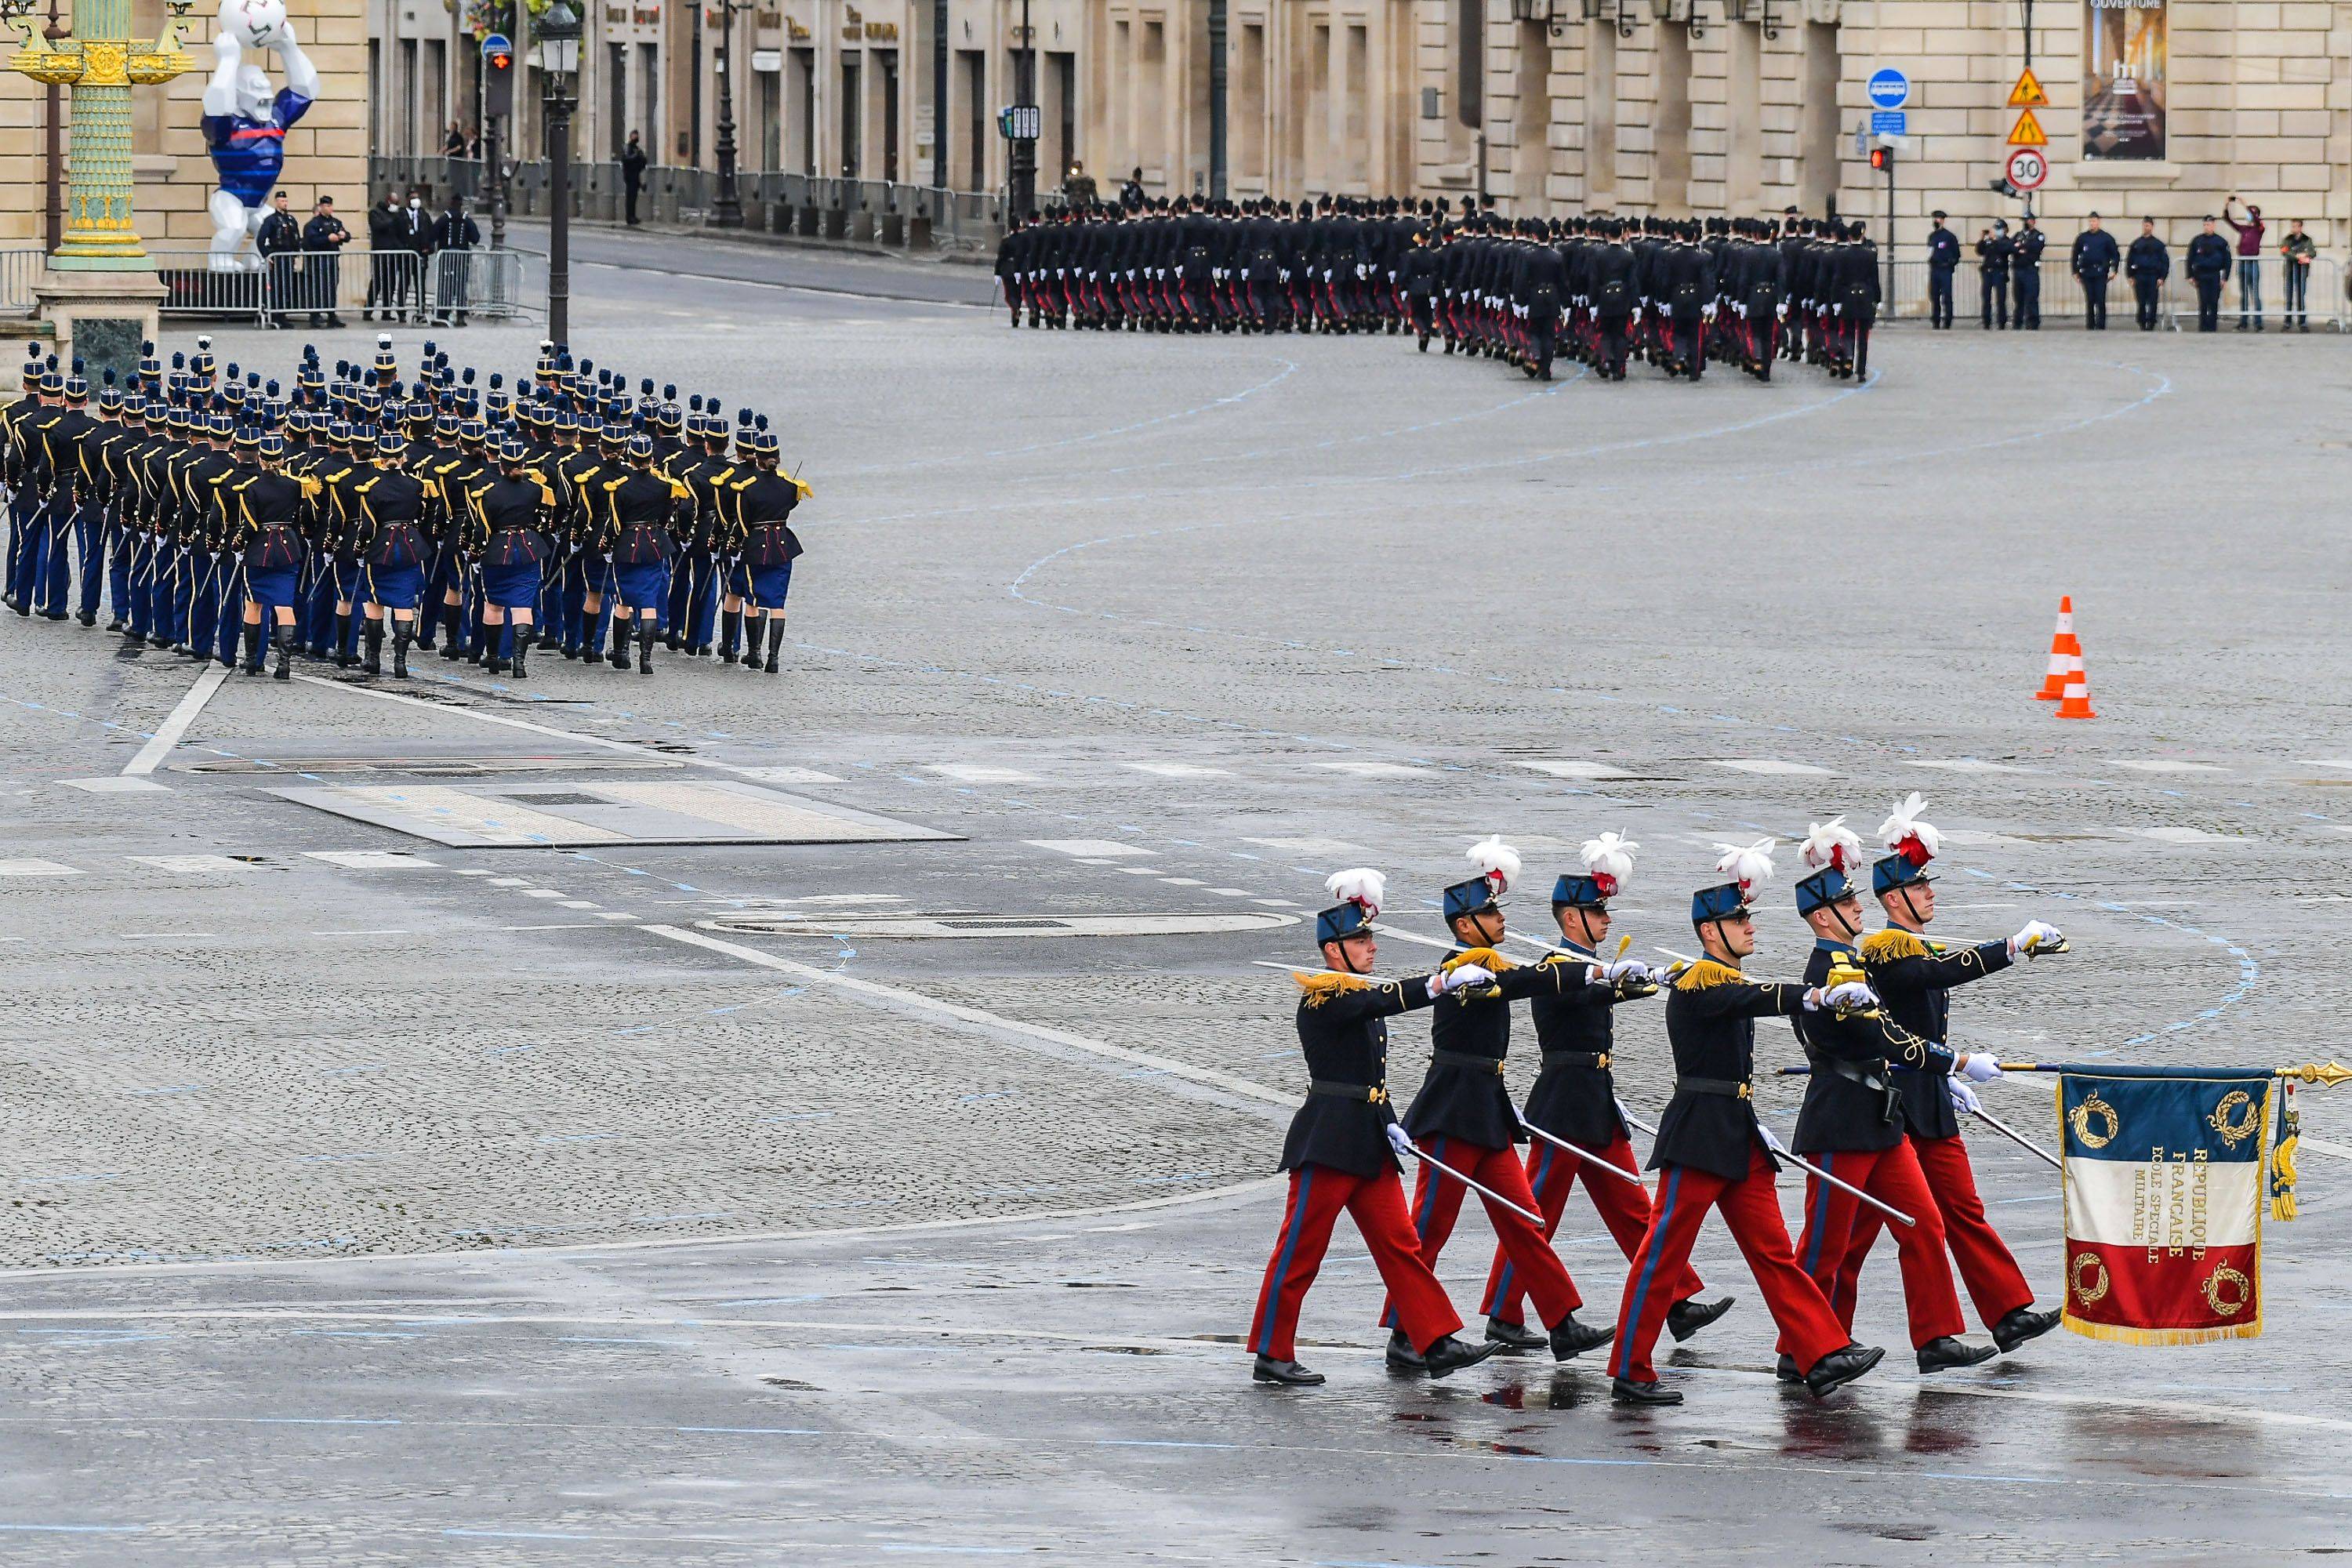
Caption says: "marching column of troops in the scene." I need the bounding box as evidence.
[996,195,1884,383]
[2,334,812,683]
[1250,798,2067,1406]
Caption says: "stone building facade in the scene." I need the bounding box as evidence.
[0,0,371,253]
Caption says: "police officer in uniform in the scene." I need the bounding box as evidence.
[1925,211,1959,328]
[2186,216,2232,332]
[2124,218,2170,330]
[2012,215,2045,329]
[1247,869,1505,1386]
[2071,213,2121,328]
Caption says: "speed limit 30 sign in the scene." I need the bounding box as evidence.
[2005,147,2049,191]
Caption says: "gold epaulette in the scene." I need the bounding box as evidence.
[1675,957,1745,991]
[1296,971,1377,1007]
[1860,927,1929,964]
[1443,946,1515,974]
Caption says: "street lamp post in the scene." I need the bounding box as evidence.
[535,0,581,344]
[1007,0,1035,218]
[710,0,744,227]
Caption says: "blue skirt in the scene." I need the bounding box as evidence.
[245,564,298,608]
[731,560,793,608]
[362,562,425,611]
[480,560,543,609]
[609,558,667,610]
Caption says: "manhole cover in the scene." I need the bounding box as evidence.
[704,910,1298,939]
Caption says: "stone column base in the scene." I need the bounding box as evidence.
[32,268,166,391]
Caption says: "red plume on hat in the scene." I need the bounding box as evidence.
[1878,793,1940,869]
[1581,831,1637,898]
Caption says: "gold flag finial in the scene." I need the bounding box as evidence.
[2281,1062,2352,1088]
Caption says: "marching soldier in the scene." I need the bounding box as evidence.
[1479,834,1733,1351]
[594,431,692,674]
[220,430,321,681]
[352,429,440,677]
[459,435,554,677]
[1377,839,1616,1367]
[717,414,810,673]
[1776,818,1998,1381]
[1846,795,2065,1355]
[1248,869,1504,1386]
[1606,840,1888,1406]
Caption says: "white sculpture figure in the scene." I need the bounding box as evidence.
[200,0,319,272]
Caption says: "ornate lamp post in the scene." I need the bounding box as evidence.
[535,0,580,343]
[710,0,743,227]
[2,0,198,381]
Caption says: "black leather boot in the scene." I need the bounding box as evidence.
[362,621,383,675]
[241,620,265,675]
[1483,1316,1547,1352]
[1803,1343,1886,1399]
[1383,1330,1425,1371]
[391,624,412,679]
[333,612,355,667]
[764,615,785,673]
[271,624,292,681]
[1991,1305,2060,1352]
[719,608,741,664]
[608,622,632,670]
[1548,1312,1615,1360]
[1421,1334,1501,1379]
[1667,1294,1735,1343]
[637,622,655,673]
[509,637,527,681]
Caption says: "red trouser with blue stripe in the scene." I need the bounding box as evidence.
[1830,1132,2034,1331]
[1608,1141,1849,1385]
[1481,1131,1704,1327]
[1377,1135,1579,1333]
[1248,1162,1461,1362]
[1777,1140,1965,1352]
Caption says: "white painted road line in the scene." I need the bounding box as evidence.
[2113,760,2226,774]
[1518,760,1635,779]
[646,925,1293,1111]
[1025,839,1152,858]
[1911,760,2037,774]
[924,764,1041,783]
[1122,762,1236,778]
[1310,760,1431,777]
[60,775,171,794]
[0,859,81,877]
[123,665,228,776]
[1708,760,1835,776]
[1242,837,1367,857]
[304,851,438,869]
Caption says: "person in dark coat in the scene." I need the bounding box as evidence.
[1244,869,1504,1387]
[1924,211,1960,328]
[2185,215,2233,332]
[2070,212,2121,328]
[365,191,405,322]
[1604,841,1888,1408]
[1478,835,1733,1352]
[2011,215,2045,328]
[255,189,303,328]
[426,194,481,327]
[2124,218,2170,329]
[1975,218,2013,329]
[300,195,350,328]
[620,130,648,225]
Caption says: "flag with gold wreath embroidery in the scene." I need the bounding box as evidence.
[2058,1067,2274,1344]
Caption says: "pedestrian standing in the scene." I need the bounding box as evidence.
[2186,216,2232,332]
[1974,220,2013,329]
[2070,212,2119,328]
[2011,215,2045,328]
[2223,197,2266,329]
[256,189,303,328]
[427,193,480,327]
[621,130,648,227]
[2280,218,2316,331]
[300,194,350,329]
[1923,211,1958,329]
[2125,217,2170,330]
[365,191,403,321]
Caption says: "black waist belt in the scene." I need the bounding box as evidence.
[1806,1050,1898,1122]
[1308,1079,1388,1105]
[1679,1076,1751,1101]
[1431,1050,1505,1076]
[1541,1050,1610,1071]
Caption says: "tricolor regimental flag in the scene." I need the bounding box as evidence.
[2060,1068,2273,1345]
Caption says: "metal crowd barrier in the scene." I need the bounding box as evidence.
[1882,252,2345,331]
[137,248,528,325]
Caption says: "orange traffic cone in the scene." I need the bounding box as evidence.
[2055,649,2099,719]
[2036,596,2078,701]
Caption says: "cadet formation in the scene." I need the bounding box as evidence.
[2,336,811,682]
[1250,800,2069,1406]
[996,195,1885,383]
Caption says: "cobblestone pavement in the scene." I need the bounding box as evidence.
[2,245,2349,1561]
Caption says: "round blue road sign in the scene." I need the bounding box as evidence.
[1867,68,1909,110]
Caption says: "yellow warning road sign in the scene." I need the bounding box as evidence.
[2007,107,2048,147]
[2008,67,2049,108]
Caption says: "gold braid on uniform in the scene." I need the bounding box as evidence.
[1675,957,1746,991]
[1860,927,1928,963]
[1294,971,1378,1007]
[1442,946,1515,974]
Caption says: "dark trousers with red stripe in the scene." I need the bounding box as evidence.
[1480,1132,1703,1327]
[1247,1161,1462,1362]
[1835,1131,2035,1330]
[1608,1142,1849,1385]
[1377,1135,1579,1332]
[1779,1142,1964,1352]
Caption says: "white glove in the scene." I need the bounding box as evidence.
[2009,920,2063,958]
[1833,303,1843,316]
[1702,303,1716,321]
[1949,1080,1982,1116]
[1434,963,1495,995]
[1957,1052,2003,1084]
[1777,303,1788,319]
[1385,1122,1414,1156]
[1599,958,1648,985]
[1631,306,1643,322]
[1807,981,1878,1012]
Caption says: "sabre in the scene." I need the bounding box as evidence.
[1965,1102,2061,1170]
[1399,1137,1544,1224]
[1250,960,1403,985]
[1507,931,1661,998]
[1755,1121,1918,1228]
[1515,1111,1648,1186]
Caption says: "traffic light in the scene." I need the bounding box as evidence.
[485,42,515,118]
[1868,144,1893,172]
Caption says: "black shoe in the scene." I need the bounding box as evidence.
[441,640,463,660]
[1548,1312,1614,1361]
[608,645,630,670]
[1385,1330,1425,1371]
[486,655,509,674]
[76,609,95,626]
[1991,1305,2060,1353]
[1666,1295,1734,1343]
[104,617,122,633]
[1423,1334,1501,1379]
[1803,1343,1885,1399]
[1916,1336,1999,1374]
[1775,1353,1802,1384]
[1251,1356,1325,1386]
[1611,1377,1682,1406]
[1483,1316,1548,1352]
